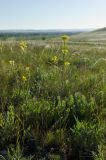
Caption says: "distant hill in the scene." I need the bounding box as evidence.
[72,27,106,42]
[93,27,106,32]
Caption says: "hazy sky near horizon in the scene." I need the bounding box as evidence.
[0,0,106,29]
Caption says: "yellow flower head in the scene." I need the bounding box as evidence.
[22,76,27,82]
[9,60,15,66]
[64,61,70,66]
[62,49,69,54]
[61,35,69,41]
[52,56,58,62]
[19,41,27,52]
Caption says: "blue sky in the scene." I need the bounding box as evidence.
[0,0,106,29]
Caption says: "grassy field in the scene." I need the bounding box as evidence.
[0,33,106,160]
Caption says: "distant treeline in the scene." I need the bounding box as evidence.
[0,31,81,40]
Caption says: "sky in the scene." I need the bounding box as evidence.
[0,0,106,30]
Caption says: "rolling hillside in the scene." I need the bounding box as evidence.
[72,27,106,42]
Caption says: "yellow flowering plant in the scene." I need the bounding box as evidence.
[9,60,15,66]
[61,35,70,61]
[19,41,27,52]
[62,49,69,54]
[52,56,58,63]
[22,76,27,82]
[61,35,69,42]
[64,61,70,66]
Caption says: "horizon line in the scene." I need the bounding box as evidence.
[0,28,95,31]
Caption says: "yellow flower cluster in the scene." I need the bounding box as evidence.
[22,76,27,82]
[62,49,69,54]
[64,61,70,66]
[52,56,58,63]
[9,60,15,66]
[19,41,27,52]
[61,35,69,42]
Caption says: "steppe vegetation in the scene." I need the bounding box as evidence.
[0,33,106,159]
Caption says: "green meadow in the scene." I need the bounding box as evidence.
[0,32,106,159]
